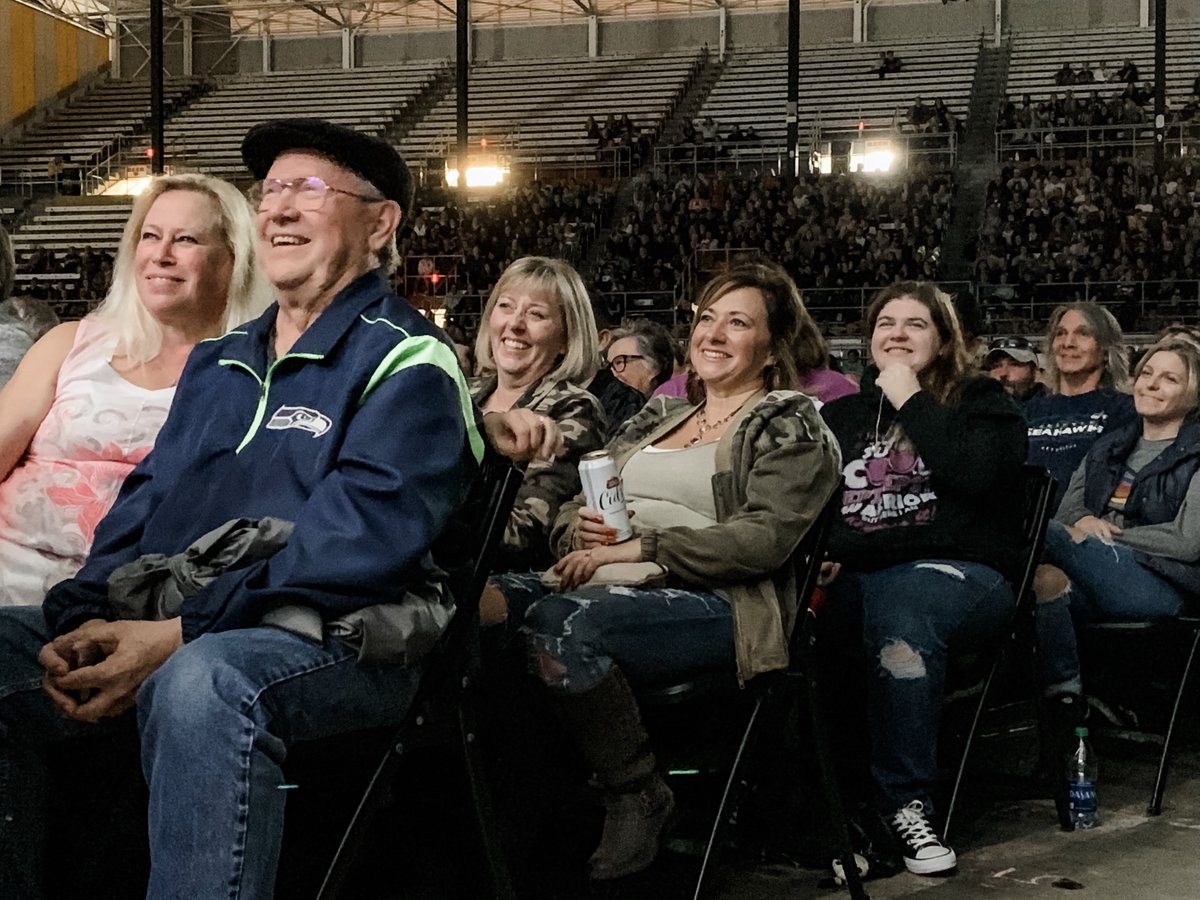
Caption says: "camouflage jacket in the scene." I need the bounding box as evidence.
[472,374,606,572]
[550,390,842,683]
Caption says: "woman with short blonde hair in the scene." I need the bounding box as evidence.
[471,256,607,572]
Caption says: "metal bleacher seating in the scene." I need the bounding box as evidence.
[695,35,980,149]
[8,197,132,271]
[1005,24,1200,104]
[161,61,449,179]
[0,77,203,185]
[398,50,700,167]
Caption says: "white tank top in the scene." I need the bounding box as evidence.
[0,317,175,605]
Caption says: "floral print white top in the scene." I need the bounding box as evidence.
[0,317,174,605]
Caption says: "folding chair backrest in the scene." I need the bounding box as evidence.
[422,452,524,688]
[1014,465,1056,606]
[787,502,836,668]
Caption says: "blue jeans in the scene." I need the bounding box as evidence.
[1035,520,1184,693]
[825,560,1015,814]
[0,606,418,899]
[493,572,734,694]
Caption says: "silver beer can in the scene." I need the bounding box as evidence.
[578,450,633,542]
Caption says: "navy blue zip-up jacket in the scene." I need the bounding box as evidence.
[44,270,483,642]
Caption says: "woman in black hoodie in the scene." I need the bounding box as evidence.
[820,282,1026,876]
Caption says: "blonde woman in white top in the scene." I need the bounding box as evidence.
[0,174,271,605]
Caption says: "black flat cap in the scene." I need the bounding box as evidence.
[241,118,413,215]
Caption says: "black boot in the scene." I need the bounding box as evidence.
[550,666,675,880]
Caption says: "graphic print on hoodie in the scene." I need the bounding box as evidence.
[839,423,937,533]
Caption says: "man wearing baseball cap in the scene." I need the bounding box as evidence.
[0,120,557,897]
[984,336,1046,405]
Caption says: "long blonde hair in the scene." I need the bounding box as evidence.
[92,173,273,364]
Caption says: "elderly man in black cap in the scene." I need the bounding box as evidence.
[984,336,1046,405]
[0,120,559,899]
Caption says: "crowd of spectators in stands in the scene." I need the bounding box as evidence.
[395,179,613,300]
[667,116,765,160]
[975,160,1200,327]
[904,96,961,137]
[585,113,653,165]
[999,69,1200,152]
[16,245,112,306]
[596,166,953,319]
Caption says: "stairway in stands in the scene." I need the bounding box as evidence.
[939,37,1010,281]
[582,49,720,276]
[657,48,722,146]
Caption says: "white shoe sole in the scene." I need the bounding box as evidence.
[903,848,957,875]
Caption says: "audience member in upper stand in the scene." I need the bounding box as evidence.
[471,256,607,573]
[0,174,273,608]
[984,336,1047,405]
[1033,338,1200,737]
[907,97,931,130]
[1026,303,1137,508]
[1114,58,1140,84]
[487,260,841,881]
[874,50,904,79]
[1054,62,1077,86]
[605,319,675,400]
[819,281,1026,877]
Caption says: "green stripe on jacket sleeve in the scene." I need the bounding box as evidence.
[359,335,484,463]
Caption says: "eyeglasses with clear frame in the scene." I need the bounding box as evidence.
[607,354,646,373]
[251,176,385,212]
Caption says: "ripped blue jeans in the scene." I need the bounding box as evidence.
[491,572,734,694]
[1035,520,1184,694]
[826,560,1014,814]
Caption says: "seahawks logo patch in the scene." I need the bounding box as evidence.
[265,405,332,437]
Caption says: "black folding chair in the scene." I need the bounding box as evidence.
[941,464,1056,842]
[1081,608,1200,816]
[313,453,523,900]
[636,504,869,900]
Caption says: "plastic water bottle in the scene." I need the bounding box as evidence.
[1067,726,1098,829]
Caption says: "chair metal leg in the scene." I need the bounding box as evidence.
[316,739,406,900]
[942,658,998,844]
[692,695,765,900]
[1149,625,1200,816]
[806,670,870,900]
[458,688,516,899]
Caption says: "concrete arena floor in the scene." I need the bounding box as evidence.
[337,708,1200,900]
[710,742,1200,900]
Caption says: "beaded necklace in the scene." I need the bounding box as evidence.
[686,405,740,447]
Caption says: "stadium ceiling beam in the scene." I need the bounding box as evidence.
[22,0,111,16]
[301,2,347,27]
